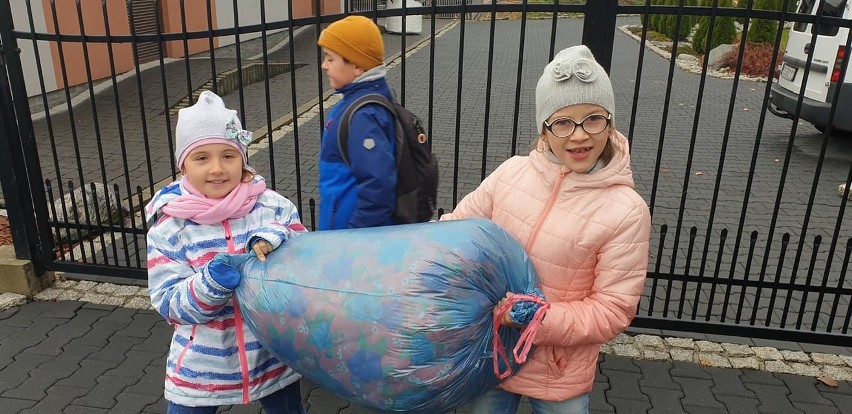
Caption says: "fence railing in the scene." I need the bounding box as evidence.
[1,0,851,345]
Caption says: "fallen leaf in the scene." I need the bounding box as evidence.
[661,168,669,174]
[817,376,839,388]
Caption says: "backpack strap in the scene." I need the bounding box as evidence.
[336,93,398,166]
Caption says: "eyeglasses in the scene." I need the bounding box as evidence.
[543,113,612,138]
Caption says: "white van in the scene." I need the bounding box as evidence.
[769,0,851,134]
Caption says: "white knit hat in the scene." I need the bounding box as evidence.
[535,45,615,134]
[174,90,252,169]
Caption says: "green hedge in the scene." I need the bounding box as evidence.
[692,0,736,54]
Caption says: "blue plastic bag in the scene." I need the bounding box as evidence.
[232,218,542,413]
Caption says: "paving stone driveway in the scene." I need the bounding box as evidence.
[1,300,851,413]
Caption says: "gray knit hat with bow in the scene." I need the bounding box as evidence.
[535,45,615,134]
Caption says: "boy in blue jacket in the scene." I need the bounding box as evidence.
[317,15,397,230]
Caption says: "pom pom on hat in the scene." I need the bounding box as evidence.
[317,15,384,71]
[174,91,252,169]
[535,45,615,134]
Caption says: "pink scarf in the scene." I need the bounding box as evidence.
[161,177,267,224]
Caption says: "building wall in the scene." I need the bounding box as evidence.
[161,0,218,58]
[42,0,135,90]
[292,0,344,18]
[10,0,344,97]
[10,0,56,97]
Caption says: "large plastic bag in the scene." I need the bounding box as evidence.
[232,218,542,413]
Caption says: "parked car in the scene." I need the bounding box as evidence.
[769,0,851,134]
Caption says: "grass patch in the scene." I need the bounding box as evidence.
[527,12,582,18]
[628,26,675,43]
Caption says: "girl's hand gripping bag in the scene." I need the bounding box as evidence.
[231,218,548,413]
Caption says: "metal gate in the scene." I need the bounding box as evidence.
[1,1,851,345]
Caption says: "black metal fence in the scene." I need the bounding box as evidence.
[1,0,851,345]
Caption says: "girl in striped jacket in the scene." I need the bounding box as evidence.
[146,91,307,413]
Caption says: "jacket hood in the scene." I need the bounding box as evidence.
[338,66,390,95]
[145,180,184,225]
[529,129,635,191]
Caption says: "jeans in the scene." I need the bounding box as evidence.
[468,386,589,414]
[167,380,305,414]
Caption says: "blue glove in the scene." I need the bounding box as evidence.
[207,255,241,289]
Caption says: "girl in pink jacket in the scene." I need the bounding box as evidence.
[442,45,652,413]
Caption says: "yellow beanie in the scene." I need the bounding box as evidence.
[317,16,384,71]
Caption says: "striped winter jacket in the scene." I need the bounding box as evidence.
[145,176,307,406]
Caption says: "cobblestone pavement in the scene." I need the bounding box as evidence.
[1,287,851,413]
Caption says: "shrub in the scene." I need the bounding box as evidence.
[748,15,779,43]
[644,0,699,41]
[692,16,709,52]
[746,0,781,44]
[646,0,698,41]
[692,0,737,54]
[716,42,784,77]
[665,0,695,41]
[679,0,699,39]
[647,0,666,33]
[735,0,749,24]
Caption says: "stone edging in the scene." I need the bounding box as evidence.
[31,280,151,309]
[2,278,850,382]
[602,333,852,381]
[618,24,771,83]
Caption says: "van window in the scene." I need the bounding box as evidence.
[794,0,816,32]
[795,0,849,35]
[818,0,847,36]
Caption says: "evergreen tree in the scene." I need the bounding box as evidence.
[693,15,709,52]
[676,0,697,40]
[692,0,737,54]
[662,0,676,38]
[747,0,780,44]
[648,0,664,33]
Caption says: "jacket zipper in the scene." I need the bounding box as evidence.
[174,325,197,376]
[223,220,251,404]
[330,195,338,228]
[525,172,566,251]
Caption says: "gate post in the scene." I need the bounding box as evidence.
[582,0,618,74]
[0,1,52,278]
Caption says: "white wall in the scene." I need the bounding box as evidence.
[215,0,291,48]
[10,1,58,98]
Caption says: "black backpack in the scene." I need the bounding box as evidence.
[337,93,439,224]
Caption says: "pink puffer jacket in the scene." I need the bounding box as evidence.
[441,131,651,401]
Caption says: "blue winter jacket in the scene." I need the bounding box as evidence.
[318,69,397,230]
